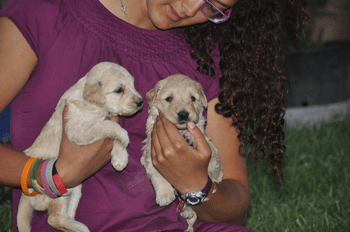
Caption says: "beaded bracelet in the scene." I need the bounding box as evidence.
[30,158,44,194]
[21,157,39,196]
[41,159,58,198]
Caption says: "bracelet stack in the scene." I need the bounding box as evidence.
[21,158,70,198]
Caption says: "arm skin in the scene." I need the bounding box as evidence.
[151,98,250,224]
[0,16,116,189]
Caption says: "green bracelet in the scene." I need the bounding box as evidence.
[30,158,44,194]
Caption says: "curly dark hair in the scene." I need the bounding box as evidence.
[184,0,308,180]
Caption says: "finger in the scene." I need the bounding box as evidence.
[151,120,164,159]
[109,115,120,123]
[61,103,72,138]
[154,114,173,150]
[187,121,211,157]
[150,140,159,165]
[61,103,69,132]
[158,113,183,144]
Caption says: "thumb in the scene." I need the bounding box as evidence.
[61,102,69,134]
[187,122,211,157]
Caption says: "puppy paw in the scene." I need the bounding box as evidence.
[181,208,196,232]
[111,149,129,171]
[156,190,176,206]
[118,130,130,147]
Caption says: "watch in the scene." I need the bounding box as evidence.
[179,177,212,206]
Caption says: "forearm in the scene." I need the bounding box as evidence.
[192,179,250,224]
[0,143,29,187]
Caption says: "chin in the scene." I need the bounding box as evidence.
[148,13,178,30]
[151,20,174,30]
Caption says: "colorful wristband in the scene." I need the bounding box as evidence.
[52,160,68,195]
[41,159,57,198]
[21,157,38,196]
[30,158,44,194]
[46,158,62,197]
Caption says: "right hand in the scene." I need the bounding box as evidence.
[55,104,119,188]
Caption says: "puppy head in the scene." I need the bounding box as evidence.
[146,74,207,130]
[83,62,143,116]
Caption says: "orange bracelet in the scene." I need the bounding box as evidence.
[21,157,39,196]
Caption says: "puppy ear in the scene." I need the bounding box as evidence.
[196,82,208,109]
[146,82,161,107]
[83,78,106,107]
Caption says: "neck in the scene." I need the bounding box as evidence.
[99,0,157,30]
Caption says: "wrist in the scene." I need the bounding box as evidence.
[35,161,44,187]
[54,158,73,188]
[179,176,214,206]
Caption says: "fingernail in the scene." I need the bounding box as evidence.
[188,121,195,129]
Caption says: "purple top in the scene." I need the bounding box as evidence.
[1,0,255,231]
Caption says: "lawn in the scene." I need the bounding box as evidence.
[1,115,349,232]
[245,115,350,231]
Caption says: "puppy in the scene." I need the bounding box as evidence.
[17,62,143,232]
[141,74,223,232]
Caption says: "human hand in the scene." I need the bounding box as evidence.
[151,113,211,195]
[55,104,119,188]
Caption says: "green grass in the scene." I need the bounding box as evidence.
[0,186,12,232]
[1,115,349,232]
[245,115,350,231]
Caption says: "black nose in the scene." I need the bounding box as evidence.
[177,110,189,121]
[135,98,143,108]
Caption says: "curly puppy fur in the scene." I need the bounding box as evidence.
[17,62,143,232]
[141,74,223,232]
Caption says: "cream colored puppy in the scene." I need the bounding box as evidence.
[141,74,223,232]
[17,62,143,232]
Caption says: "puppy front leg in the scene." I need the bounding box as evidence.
[144,162,176,206]
[110,140,129,171]
[67,120,129,147]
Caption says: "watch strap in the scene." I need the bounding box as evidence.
[201,176,213,195]
[180,176,213,203]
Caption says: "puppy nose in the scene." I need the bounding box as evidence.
[177,110,189,121]
[135,98,143,108]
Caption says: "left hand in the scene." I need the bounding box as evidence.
[151,113,210,194]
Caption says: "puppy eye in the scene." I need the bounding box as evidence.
[115,88,124,94]
[191,96,196,102]
[165,97,173,102]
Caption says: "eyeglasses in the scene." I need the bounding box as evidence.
[201,0,232,24]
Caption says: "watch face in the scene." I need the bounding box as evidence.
[187,197,201,205]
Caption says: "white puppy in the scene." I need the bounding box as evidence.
[17,62,143,232]
[141,74,223,232]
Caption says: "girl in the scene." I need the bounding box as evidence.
[0,0,307,231]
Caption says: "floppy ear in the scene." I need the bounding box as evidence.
[83,79,106,107]
[146,82,162,107]
[196,82,208,109]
